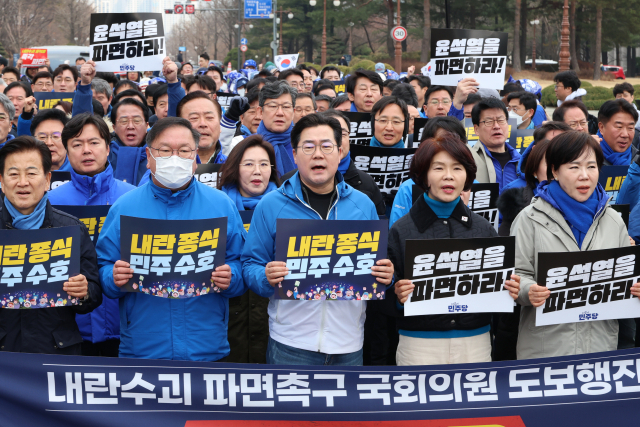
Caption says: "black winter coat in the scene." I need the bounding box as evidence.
[387,196,497,332]
[281,161,386,216]
[0,198,102,355]
[496,185,534,237]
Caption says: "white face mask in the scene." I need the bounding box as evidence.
[150,152,195,189]
[237,88,246,97]
[509,110,528,127]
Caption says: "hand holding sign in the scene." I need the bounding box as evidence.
[211,264,232,290]
[266,261,288,287]
[453,77,479,109]
[504,274,521,300]
[113,260,134,287]
[407,65,415,76]
[162,56,178,83]
[80,60,97,85]
[528,283,550,307]
[371,259,394,285]
[395,279,414,304]
[63,274,89,298]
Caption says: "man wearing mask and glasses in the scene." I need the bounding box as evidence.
[241,113,394,366]
[96,117,246,362]
[470,98,521,193]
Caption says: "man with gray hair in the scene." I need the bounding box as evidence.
[256,80,298,176]
[91,78,113,118]
[0,93,16,148]
[96,116,247,361]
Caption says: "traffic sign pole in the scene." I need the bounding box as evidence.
[391,24,407,73]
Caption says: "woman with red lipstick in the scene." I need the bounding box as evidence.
[218,134,280,363]
[388,134,521,366]
[513,131,632,360]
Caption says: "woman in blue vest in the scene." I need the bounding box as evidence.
[218,135,280,363]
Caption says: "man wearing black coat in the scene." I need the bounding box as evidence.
[0,136,102,355]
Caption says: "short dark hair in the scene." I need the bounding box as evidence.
[315,94,333,105]
[206,66,224,82]
[145,83,161,99]
[383,79,400,92]
[95,72,118,87]
[0,135,52,176]
[552,100,589,123]
[320,66,341,79]
[391,83,418,108]
[471,98,509,126]
[186,75,216,93]
[176,91,222,118]
[111,97,150,123]
[613,82,635,97]
[4,81,32,98]
[30,108,68,135]
[371,96,409,137]
[75,57,86,63]
[92,98,105,117]
[411,133,476,191]
[61,113,111,150]
[291,113,343,150]
[279,68,304,82]
[598,99,639,125]
[463,93,482,106]
[524,139,551,188]
[407,75,431,89]
[246,77,267,93]
[113,79,139,95]
[127,71,140,82]
[421,116,467,144]
[146,116,200,148]
[329,95,350,109]
[152,85,168,107]
[218,135,281,187]
[346,69,383,95]
[180,62,193,72]
[554,70,581,93]
[313,80,336,96]
[257,69,273,78]
[533,121,572,142]
[424,85,453,108]
[296,92,316,110]
[321,109,350,131]
[246,86,261,105]
[500,81,523,96]
[506,91,537,112]
[113,88,147,107]
[1,67,20,81]
[545,131,604,181]
[31,71,53,86]
[53,64,79,82]
[200,52,210,62]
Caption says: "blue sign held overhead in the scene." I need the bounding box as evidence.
[240,38,248,45]
[244,0,272,19]
[178,46,186,52]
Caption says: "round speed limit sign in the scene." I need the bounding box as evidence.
[391,26,407,42]
[240,45,248,52]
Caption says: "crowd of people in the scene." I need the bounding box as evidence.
[0,51,639,367]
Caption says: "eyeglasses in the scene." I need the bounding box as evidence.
[507,106,524,113]
[288,82,305,89]
[117,116,145,126]
[554,85,565,90]
[479,117,508,127]
[263,102,293,113]
[299,142,337,155]
[240,162,272,170]
[36,132,62,142]
[294,107,315,114]
[568,120,588,129]
[150,146,196,159]
[54,77,74,84]
[375,118,404,127]
[428,99,451,106]
[34,81,53,89]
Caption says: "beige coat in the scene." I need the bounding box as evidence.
[469,142,496,184]
[511,196,629,360]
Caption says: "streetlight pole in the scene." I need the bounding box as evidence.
[559,0,570,71]
[348,22,354,57]
[279,7,284,54]
[394,0,401,73]
[270,7,293,56]
[530,19,539,70]
[310,0,340,66]
[272,0,278,59]
[235,18,254,67]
